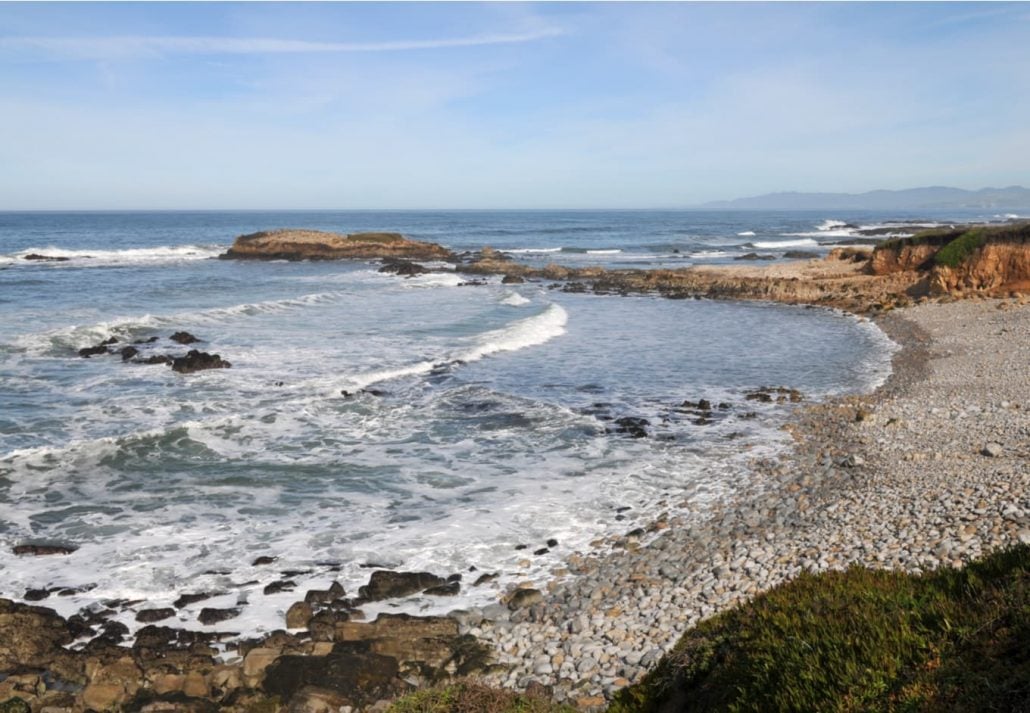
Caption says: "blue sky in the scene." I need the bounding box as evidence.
[1,2,1028,209]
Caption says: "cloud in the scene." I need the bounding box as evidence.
[0,28,564,60]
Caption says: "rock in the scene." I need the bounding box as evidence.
[981,442,1003,457]
[783,250,820,259]
[221,230,454,262]
[0,599,78,672]
[378,259,428,277]
[357,571,447,602]
[197,608,240,625]
[422,582,460,597]
[134,336,160,344]
[286,602,313,629]
[734,252,775,261]
[473,573,498,586]
[169,331,200,345]
[0,698,31,713]
[135,608,176,623]
[262,650,405,709]
[611,417,650,438]
[22,253,70,262]
[77,345,109,358]
[264,580,297,596]
[12,543,77,556]
[137,354,173,365]
[171,350,231,374]
[252,556,276,566]
[286,686,354,713]
[501,275,525,284]
[173,592,216,609]
[119,346,139,361]
[22,589,50,602]
[81,657,142,712]
[243,647,280,681]
[507,588,543,611]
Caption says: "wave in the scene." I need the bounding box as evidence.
[689,250,734,259]
[12,290,352,354]
[399,273,465,289]
[736,231,756,237]
[505,247,562,254]
[748,238,820,249]
[6,245,224,267]
[501,293,531,306]
[585,249,622,255]
[461,304,567,363]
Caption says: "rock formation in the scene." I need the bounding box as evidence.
[220,229,454,262]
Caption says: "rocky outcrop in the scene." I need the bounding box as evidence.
[171,350,231,374]
[931,241,1030,294]
[868,242,940,274]
[220,229,454,262]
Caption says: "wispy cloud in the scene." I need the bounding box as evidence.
[0,28,564,60]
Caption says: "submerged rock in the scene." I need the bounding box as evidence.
[378,259,428,277]
[22,253,70,262]
[12,543,77,556]
[169,331,200,345]
[357,571,447,602]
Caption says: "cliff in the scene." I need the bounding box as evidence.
[870,223,1030,295]
[220,229,454,262]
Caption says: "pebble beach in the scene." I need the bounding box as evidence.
[466,296,1030,707]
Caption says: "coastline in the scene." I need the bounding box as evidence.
[465,294,1029,708]
[2,247,1028,711]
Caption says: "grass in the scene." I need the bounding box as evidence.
[609,544,1030,713]
[879,222,1030,268]
[933,229,987,268]
[388,682,577,713]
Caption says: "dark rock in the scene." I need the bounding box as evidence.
[173,592,216,609]
[378,259,428,277]
[135,608,176,623]
[197,607,240,625]
[422,582,460,597]
[262,650,405,708]
[611,416,650,438]
[0,598,78,671]
[136,354,172,365]
[23,588,51,601]
[697,399,712,411]
[119,346,139,361]
[473,573,498,586]
[358,571,447,602]
[12,543,77,556]
[507,588,543,611]
[514,544,528,551]
[133,336,160,344]
[501,274,525,284]
[77,345,109,358]
[23,253,70,262]
[783,250,819,259]
[286,601,313,629]
[171,350,231,374]
[252,556,276,566]
[169,331,200,345]
[533,548,549,556]
[263,580,296,596]
[546,538,559,547]
[734,252,776,261]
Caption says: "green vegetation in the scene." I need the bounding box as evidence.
[933,229,986,268]
[388,682,577,713]
[610,544,1030,712]
[0,699,30,713]
[345,232,406,244]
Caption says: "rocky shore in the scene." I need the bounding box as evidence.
[220,229,453,262]
[3,225,1029,712]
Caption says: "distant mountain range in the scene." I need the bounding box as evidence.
[701,186,1030,211]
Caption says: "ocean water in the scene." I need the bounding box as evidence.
[0,209,1003,639]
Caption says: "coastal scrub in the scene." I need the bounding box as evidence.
[609,544,1030,712]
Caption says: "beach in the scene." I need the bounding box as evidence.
[468,294,1030,708]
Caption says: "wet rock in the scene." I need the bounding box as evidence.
[263,580,296,596]
[169,331,200,345]
[611,416,650,438]
[473,573,498,586]
[734,252,776,261]
[546,538,559,547]
[285,602,313,630]
[783,250,820,259]
[501,274,526,284]
[77,345,109,358]
[197,608,240,625]
[357,571,446,602]
[171,350,231,374]
[507,588,543,611]
[533,548,549,556]
[173,593,216,609]
[422,582,460,597]
[135,608,176,624]
[133,336,160,344]
[378,259,428,277]
[23,253,70,262]
[119,346,139,361]
[251,556,276,566]
[22,588,51,602]
[12,543,77,556]
[137,354,173,365]
[0,599,78,672]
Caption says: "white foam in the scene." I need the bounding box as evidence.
[501,292,531,306]
[817,219,849,231]
[689,250,733,259]
[736,231,756,237]
[8,244,224,267]
[460,304,568,362]
[586,249,621,255]
[751,238,820,249]
[401,273,466,288]
[506,247,562,254]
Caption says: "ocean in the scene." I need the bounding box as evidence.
[0,208,1008,638]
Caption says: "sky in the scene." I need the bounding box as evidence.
[1,2,1028,210]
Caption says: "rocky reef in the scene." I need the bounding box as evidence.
[220,229,454,262]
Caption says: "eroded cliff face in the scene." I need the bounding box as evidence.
[221,229,454,261]
[931,242,1030,294]
[868,243,939,275]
